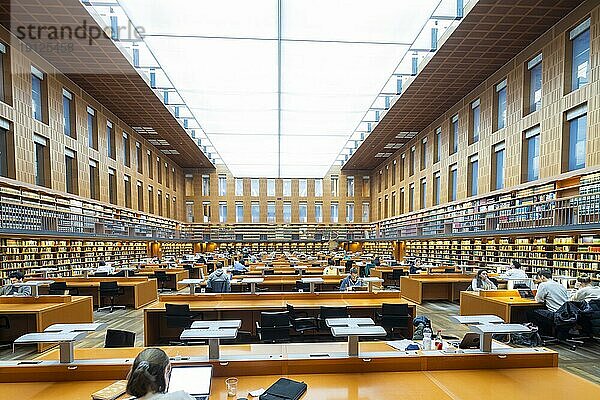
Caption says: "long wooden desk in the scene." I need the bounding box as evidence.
[0,296,93,351]
[144,292,416,346]
[136,268,189,290]
[400,274,473,304]
[227,274,343,292]
[37,277,157,309]
[460,290,545,322]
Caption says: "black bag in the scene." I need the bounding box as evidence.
[509,323,542,347]
[259,378,307,400]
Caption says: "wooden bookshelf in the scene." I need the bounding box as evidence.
[361,241,395,257]
[159,242,194,258]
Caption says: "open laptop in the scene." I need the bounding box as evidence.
[518,289,535,299]
[168,365,212,400]
[458,332,480,349]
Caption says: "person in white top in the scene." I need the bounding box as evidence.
[471,270,497,291]
[528,269,568,336]
[570,275,600,301]
[95,261,115,275]
[504,260,528,279]
[126,348,195,400]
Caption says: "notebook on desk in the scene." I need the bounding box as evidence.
[167,365,212,400]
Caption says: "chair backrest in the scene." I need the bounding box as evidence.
[286,304,298,319]
[263,269,275,276]
[319,306,348,319]
[104,329,136,348]
[295,281,310,292]
[165,303,192,329]
[99,281,120,295]
[261,311,290,328]
[154,270,169,281]
[94,272,109,277]
[382,303,409,316]
[113,270,126,277]
[48,281,68,294]
[211,279,228,293]
[392,269,405,279]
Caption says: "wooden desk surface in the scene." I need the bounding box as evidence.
[3,368,597,400]
[0,296,90,314]
[461,291,539,306]
[403,275,473,283]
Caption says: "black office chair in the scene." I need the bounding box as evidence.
[0,316,11,349]
[387,269,405,290]
[206,279,229,293]
[113,270,127,277]
[345,260,353,274]
[48,282,79,296]
[165,303,202,345]
[94,272,109,277]
[154,270,172,292]
[263,269,275,276]
[256,311,291,343]
[295,281,310,292]
[98,281,126,312]
[104,329,136,348]
[317,306,349,330]
[286,304,318,335]
[376,303,412,338]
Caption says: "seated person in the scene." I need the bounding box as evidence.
[126,348,195,400]
[527,269,568,336]
[232,259,248,273]
[570,274,600,301]
[323,259,339,276]
[95,261,115,275]
[340,267,363,291]
[363,259,375,277]
[205,263,231,293]
[0,271,31,296]
[471,270,497,291]
[504,260,528,279]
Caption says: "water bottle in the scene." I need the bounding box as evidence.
[423,327,432,350]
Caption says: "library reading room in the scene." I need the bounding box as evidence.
[0,0,599,399]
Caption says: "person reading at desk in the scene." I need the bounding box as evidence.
[0,271,31,296]
[471,270,497,291]
[504,260,528,279]
[232,259,248,274]
[323,259,339,276]
[340,268,362,291]
[570,274,600,301]
[205,263,231,293]
[527,269,568,336]
[95,261,115,275]
[126,348,194,400]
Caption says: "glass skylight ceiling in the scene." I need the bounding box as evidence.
[116,0,442,177]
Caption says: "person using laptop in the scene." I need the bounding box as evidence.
[126,348,195,399]
[570,274,600,301]
[504,260,528,279]
[471,270,497,291]
[205,262,231,293]
[340,267,363,291]
[527,269,568,336]
[0,271,31,296]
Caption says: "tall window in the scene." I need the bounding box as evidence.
[31,66,46,123]
[378,170,382,192]
[346,176,354,197]
[122,132,130,167]
[384,166,389,189]
[251,178,260,196]
[185,201,193,222]
[495,79,507,130]
[564,104,587,172]
[64,148,78,195]
[235,178,244,196]
[377,198,382,220]
[299,202,308,223]
[314,179,323,197]
[283,179,292,196]
[172,168,177,191]
[62,89,75,138]
[449,164,458,202]
[251,202,261,223]
[433,172,441,206]
[147,151,153,179]
[108,167,117,205]
[450,114,458,154]
[136,142,143,174]
[283,202,292,223]
[469,99,480,143]
[219,202,227,223]
[0,120,13,178]
[399,188,405,214]
[33,134,49,187]
[0,43,9,104]
[346,203,354,223]
[391,160,396,186]
[157,191,163,216]
[235,202,244,223]
[434,127,441,163]
[164,163,169,188]
[299,179,307,197]
[89,160,99,200]
[124,175,132,208]
[165,194,170,218]
[391,192,396,216]
[106,121,115,159]
[420,178,427,209]
[148,187,154,214]
[420,138,427,170]
[526,54,542,114]
[330,202,339,223]
[362,202,370,222]
[267,201,276,223]
[156,157,162,183]
[468,154,478,197]
[138,181,144,212]
[409,146,415,176]
[492,141,505,190]
[87,107,97,149]
[218,175,226,196]
[523,125,540,182]
[330,176,339,197]
[202,175,210,196]
[568,18,590,92]
[399,154,405,181]
[315,203,323,223]
[267,179,275,196]
[202,201,210,223]
[408,183,415,212]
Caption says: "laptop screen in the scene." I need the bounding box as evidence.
[168,365,212,396]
